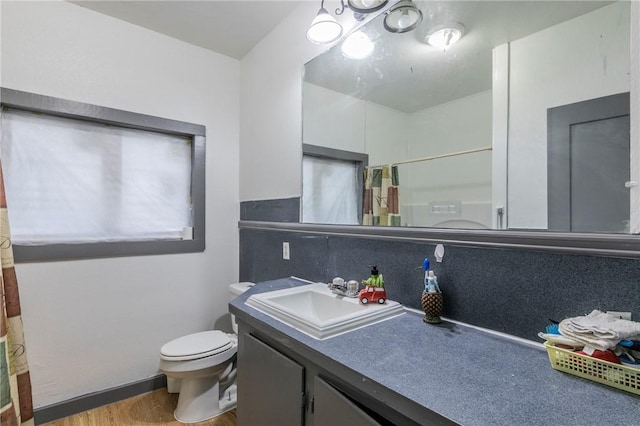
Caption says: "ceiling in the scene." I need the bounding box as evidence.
[69,1,300,59]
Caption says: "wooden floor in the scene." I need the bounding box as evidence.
[42,388,236,426]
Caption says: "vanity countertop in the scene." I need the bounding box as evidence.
[229,277,639,426]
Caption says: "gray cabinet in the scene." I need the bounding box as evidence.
[237,332,386,426]
[237,333,305,426]
[314,376,381,426]
[234,319,432,426]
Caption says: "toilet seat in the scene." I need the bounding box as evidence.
[161,330,233,361]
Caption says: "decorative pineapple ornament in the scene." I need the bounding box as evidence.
[421,291,443,324]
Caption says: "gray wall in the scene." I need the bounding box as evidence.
[239,199,640,342]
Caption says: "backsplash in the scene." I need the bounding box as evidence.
[239,199,640,342]
[240,197,300,223]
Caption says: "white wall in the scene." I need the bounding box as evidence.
[365,102,410,167]
[240,1,364,202]
[1,0,240,408]
[303,82,366,153]
[302,82,409,163]
[241,4,321,202]
[507,2,630,229]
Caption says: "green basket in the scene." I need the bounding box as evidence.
[544,341,640,395]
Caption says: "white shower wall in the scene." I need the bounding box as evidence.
[404,91,492,228]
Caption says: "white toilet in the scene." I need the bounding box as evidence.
[159,282,254,423]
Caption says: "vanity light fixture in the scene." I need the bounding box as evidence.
[383,0,423,33]
[426,23,465,51]
[307,1,344,44]
[347,0,388,14]
[341,31,375,59]
[307,0,389,44]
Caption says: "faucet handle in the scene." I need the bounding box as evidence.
[346,280,360,296]
[331,277,345,287]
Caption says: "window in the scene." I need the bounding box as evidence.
[301,144,367,225]
[0,88,205,261]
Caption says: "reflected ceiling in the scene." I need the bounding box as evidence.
[304,1,612,113]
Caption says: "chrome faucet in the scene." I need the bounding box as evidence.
[328,277,360,298]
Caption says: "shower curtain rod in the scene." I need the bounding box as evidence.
[368,145,493,169]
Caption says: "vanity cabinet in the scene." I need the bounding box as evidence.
[313,376,381,426]
[237,328,398,426]
[237,333,304,426]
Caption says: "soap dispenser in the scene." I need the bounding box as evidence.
[363,266,384,288]
[359,266,386,305]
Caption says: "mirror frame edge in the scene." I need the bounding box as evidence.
[238,220,640,260]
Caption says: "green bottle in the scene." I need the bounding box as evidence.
[363,266,384,288]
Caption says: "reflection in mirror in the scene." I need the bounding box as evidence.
[302,1,636,234]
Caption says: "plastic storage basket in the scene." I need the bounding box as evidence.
[544,341,640,395]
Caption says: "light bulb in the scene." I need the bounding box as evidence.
[426,25,464,50]
[397,10,412,29]
[341,31,374,60]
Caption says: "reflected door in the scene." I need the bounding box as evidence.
[548,92,630,233]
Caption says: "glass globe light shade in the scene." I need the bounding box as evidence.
[347,0,388,14]
[307,8,343,44]
[383,0,422,33]
[341,31,374,60]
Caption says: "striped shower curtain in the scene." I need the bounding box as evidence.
[363,165,401,226]
[0,162,34,426]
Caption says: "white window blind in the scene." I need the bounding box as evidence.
[302,155,359,225]
[1,109,193,245]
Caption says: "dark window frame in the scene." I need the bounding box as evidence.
[302,144,368,225]
[1,87,206,262]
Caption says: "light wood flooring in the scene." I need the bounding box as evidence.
[42,388,236,426]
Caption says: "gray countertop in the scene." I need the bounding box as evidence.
[229,277,640,426]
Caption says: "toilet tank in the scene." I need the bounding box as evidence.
[229,282,254,334]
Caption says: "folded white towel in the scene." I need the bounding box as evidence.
[558,310,640,351]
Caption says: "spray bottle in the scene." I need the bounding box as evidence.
[423,258,441,293]
[423,258,430,292]
[421,254,443,324]
[427,270,441,293]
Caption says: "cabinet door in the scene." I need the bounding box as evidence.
[237,333,305,426]
[314,377,382,426]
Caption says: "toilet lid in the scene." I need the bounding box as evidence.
[160,330,233,361]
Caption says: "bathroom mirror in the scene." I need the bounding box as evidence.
[302,1,637,234]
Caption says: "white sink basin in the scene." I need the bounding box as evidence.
[245,283,405,339]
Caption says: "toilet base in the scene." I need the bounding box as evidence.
[174,378,237,424]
